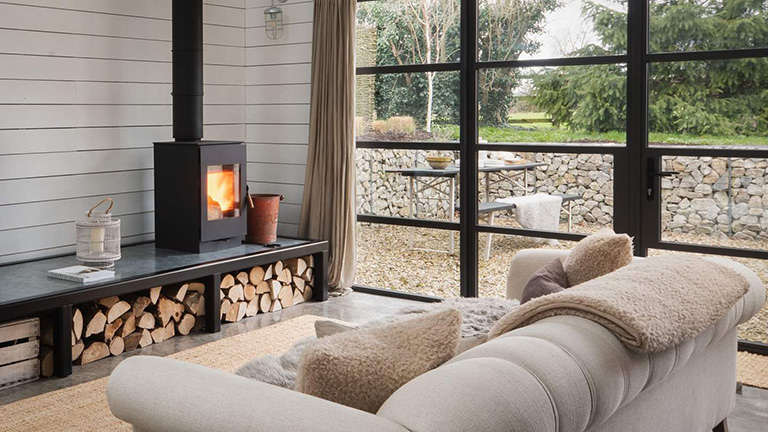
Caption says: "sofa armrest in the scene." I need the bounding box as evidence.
[506,249,570,300]
[107,356,409,432]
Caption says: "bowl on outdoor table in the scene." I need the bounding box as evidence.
[426,156,452,169]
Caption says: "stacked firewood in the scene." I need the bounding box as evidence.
[220,256,315,323]
[40,282,207,372]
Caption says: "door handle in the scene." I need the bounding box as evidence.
[646,157,680,200]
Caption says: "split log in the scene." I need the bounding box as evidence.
[150,326,166,344]
[220,299,232,316]
[306,255,314,268]
[183,292,204,316]
[109,336,125,356]
[268,280,282,301]
[164,321,175,340]
[236,271,249,286]
[303,287,313,302]
[277,268,292,284]
[124,330,152,351]
[162,284,188,303]
[269,299,282,313]
[263,264,273,281]
[72,340,85,362]
[72,308,84,341]
[243,283,256,301]
[293,289,305,305]
[97,296,121,309]
[40,346,54,378]
[82,305,107,338]
[120,313,137,338]
[245,298,259,317]
[100,318,122,344]
[137,312,156,330]
[149,286,162,304]
[277,285,293,308]
[255,281,271,295]
[226,284,244,303]
[176,313,196,336]
[186,282,205,293]
[285,258,307,278]
[76,341,110,365]
[224,302,246,322]
[131,296,152,318]
[249,266,266,285]
[220,274,236,289]
[301,267,314,282]
[259,294,272,313]
[106,300,131,323]
[273,261,284,278]
[156,297,184,327]
[71,329,77,346]
[123,332,143,352]
[292,276,306,293]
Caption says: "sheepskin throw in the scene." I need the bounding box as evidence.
[488,255,749,353]
[295,309,461,413]
[236,297,518,389]
[563,228,633,286]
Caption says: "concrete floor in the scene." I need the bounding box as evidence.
[1,292,767,431]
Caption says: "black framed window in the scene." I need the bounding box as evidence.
[354,0,768,346]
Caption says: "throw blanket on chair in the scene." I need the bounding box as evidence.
[487,255,749,352]
[497,193,562,231]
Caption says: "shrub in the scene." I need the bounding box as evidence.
[386,116,416,134]
[370,120,387,133]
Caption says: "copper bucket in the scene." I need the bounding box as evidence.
[246,194,283,244]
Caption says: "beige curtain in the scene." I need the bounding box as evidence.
[298,0,356,290]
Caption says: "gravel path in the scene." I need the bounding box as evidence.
[356,221,768,343]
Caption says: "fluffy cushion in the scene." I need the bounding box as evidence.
[520,258,568,304]
[295,309,461,413]
[563,228,633,286]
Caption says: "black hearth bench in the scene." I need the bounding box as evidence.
[0,238,328,378]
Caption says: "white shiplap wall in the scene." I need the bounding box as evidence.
[245,0,313,237]
[0,0,247,264]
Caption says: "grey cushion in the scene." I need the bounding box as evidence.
[520,257,567,304]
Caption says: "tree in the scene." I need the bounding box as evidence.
[358,0,558,129]
[532,0,768,136]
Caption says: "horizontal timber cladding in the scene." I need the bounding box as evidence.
[0,0,247,265]
[245,0,314,237]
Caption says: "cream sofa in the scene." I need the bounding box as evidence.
[107,250,765,432]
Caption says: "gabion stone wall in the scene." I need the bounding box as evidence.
[356,150,768,240]
[660,156,768,241]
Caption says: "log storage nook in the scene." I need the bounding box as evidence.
[0,239,328,378]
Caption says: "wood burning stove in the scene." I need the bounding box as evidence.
[154,0,247,253]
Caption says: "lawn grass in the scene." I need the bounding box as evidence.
[433,122,768,146]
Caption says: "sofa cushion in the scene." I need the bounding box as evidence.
[520,257,568,304]
[563,228,632,286]
[295,309,461,413]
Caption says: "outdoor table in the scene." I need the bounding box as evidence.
[385,162,547,253]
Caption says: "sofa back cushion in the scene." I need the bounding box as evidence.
[295,309,461,413]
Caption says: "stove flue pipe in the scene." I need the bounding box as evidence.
[172,0,204,141]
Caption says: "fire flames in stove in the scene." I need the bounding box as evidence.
[207,164,240,220]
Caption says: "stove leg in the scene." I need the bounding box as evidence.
[53,305,73,377]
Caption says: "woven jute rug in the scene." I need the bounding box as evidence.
[0,315,324,432]
[737,351,768,390]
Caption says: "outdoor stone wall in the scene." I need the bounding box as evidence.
[660,156,768,241]
[356,150,768,240]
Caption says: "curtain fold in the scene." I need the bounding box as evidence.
[298,0,357,290]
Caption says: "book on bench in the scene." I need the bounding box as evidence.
[48,266,115,284]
